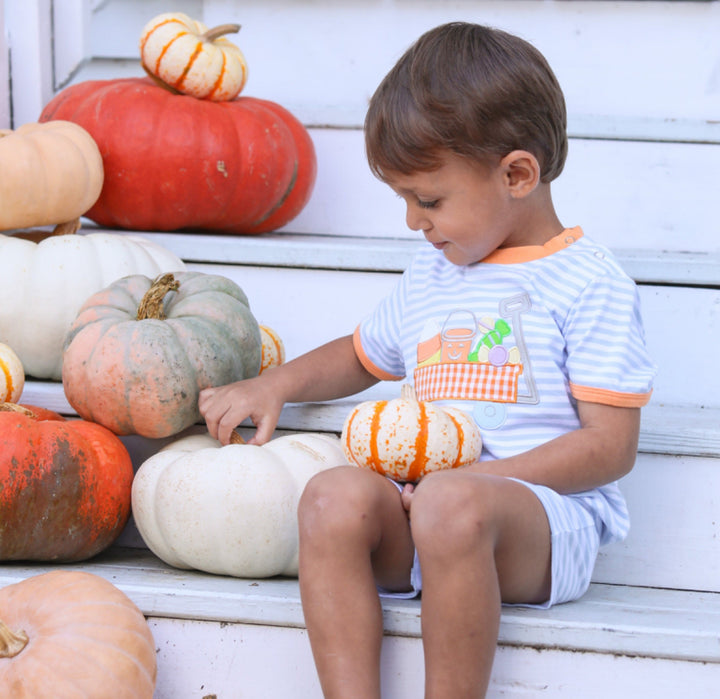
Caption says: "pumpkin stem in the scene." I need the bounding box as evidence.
[0,402,35,418]
[50,218,82,236]
[201,23,241,43]
[0,620,29,658]
[229,431,246,445]
[401,384,418,401]
[136,273,180,321]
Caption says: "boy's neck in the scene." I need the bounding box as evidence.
[501,184,564,249]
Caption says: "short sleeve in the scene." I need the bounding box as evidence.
[354,270,410,381]
[563,273,656,407]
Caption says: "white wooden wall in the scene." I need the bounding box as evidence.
[4,0,718,252]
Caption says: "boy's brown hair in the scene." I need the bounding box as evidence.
[365,22,568,183]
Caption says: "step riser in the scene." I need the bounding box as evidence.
[149,617,720,698]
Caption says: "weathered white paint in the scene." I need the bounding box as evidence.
[83,0,720,139]
[3,0,54,126]
[51,0,91,90]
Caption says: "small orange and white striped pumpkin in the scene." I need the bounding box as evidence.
[259,325,286,373]
[0,343,24,403]
[140,12,248,102]
[341,384,482,482]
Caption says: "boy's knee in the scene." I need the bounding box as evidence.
[298,466,381,539]
[411,472,496,554]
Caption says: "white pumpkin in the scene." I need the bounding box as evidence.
[0,342,24,402]
[0,232,185,380]
[131,432,348,578]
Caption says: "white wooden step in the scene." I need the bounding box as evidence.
[0,548,717,698]
[19,381,720,460]
[101,229,720,287]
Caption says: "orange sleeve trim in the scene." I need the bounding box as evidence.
[570,382,653,408]
[352,327,405,382]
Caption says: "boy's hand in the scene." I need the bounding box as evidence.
[199,374,284,446]
[401,483,415,516]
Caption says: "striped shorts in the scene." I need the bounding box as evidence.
[379,477,602,609]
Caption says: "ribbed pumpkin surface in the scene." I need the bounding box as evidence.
[39,78,317,234]
[62,271,262,438]
[0,570,156,698]
[341,385,482,482]
[140,12,247,101]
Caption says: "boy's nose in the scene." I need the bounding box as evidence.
[406,205,430,232]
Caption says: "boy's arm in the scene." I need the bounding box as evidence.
[470,401,641,493]
[199,334,379,446]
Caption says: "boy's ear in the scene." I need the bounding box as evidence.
[500,150,541,197]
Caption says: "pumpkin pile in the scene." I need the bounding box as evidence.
[38,12,316,234]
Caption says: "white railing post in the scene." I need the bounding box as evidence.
[0,0,10,128]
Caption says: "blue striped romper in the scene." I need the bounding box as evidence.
[353,227,657,607]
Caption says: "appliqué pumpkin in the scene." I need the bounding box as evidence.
[341,384,483,482]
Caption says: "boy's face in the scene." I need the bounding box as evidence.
[385,152,524,266]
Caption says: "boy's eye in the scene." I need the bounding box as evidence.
[418,198,439,209]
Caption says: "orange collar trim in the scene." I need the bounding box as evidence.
[481,227,584,264]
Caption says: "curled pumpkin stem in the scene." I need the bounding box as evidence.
[137,273,180,321]
[0,619,29,658]
[0,402,35,418]
[201,23,241,43]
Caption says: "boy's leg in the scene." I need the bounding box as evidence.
[298,466,415,699]
[410,471,552,699]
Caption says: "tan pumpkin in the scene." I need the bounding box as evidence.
[0,343,24,403]
[0,120,103,231]
[341,384,482,482]
[140,12,248,101]
[0,570,156,698]
[259,324,286,373]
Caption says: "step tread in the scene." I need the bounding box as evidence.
[1,548,718,664]
[90,228,720,287]
[20,381,720,459]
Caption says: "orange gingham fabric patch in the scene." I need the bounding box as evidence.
[414,362,523,403]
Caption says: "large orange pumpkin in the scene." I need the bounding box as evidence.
[0,570,156,697]
[62,271,262,438]
[0,403,133,561]
[39,77,316,234]
[341,384,483,482]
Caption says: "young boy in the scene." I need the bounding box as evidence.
[200,22,656,698]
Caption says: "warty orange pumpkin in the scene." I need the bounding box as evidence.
[0,570,156,698]
[341,384,483,482]
[0,403,133,562]
[62,271,262,438]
